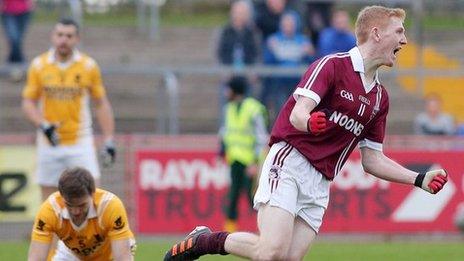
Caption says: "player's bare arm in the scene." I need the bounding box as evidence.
[22,98,44,127]
[111,239,134,261]
[94,96,115,141]
[27,241,50,261]
[289,96,317,132]
[23,97,60,146]
[94,95,116,165]
[360,147,417,184]
[360,147,448,193]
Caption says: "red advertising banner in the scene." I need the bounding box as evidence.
[135,150,257,233]
[323,151,463,233]
[135,149,464,234]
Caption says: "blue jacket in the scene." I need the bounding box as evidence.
[317,27,356,57]
[264,11,313,66]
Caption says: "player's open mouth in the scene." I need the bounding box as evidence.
[393,47,401,57]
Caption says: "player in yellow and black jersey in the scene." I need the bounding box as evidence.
[21,18,116,201]
[28,167,135,261]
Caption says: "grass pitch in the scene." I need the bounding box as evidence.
[1,240,463,260]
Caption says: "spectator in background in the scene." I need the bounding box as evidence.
[265,11,315,67]
[216,0,257,111]
[219,76,268,233]
[261,11,315,123]
[254,0,287,44]
[303,0,334,45]
[1,0,33,80]
[217,0,257,68]
[456,124,464,136]
[254,0,292,125]
[317,10,356,57]
[414,94,455,135]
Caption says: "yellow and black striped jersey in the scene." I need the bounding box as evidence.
[22,49,106,145]
[31,189,134,260]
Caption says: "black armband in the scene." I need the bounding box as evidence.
[414,172,425,187]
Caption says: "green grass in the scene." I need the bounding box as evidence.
[161,10,227,28]
[32,2,464,29]
[33,7,138,27]
[423,15,464,29]
[32,4,228,28]
[2,241,464,260]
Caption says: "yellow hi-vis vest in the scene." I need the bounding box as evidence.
[224,97,265,166]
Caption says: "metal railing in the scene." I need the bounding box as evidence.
[1,64,463,135]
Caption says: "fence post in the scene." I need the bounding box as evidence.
[149,1,160,41]
[164,71,179,135]
[412,0,425,95]
[156,75,166,134]
[137,0,147,34]
[136,0,163,41]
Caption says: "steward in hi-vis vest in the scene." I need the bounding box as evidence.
[219,76,268,232]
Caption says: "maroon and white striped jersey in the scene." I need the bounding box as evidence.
[269,47,389,180]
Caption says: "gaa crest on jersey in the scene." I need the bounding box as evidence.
[113,216,125,230]
[269,165,281,180]
[75,74,81,84]
[36,219,46,231]
[340,90,354,102]
[268,165,281,193]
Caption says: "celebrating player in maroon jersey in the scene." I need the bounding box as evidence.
[164,5,448,261]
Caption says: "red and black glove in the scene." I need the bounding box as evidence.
[414,169,448,194]
[307,111,327,135]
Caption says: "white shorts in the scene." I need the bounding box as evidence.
[254,141,330,233]
[36,136,100,186]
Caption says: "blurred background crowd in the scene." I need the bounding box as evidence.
[2,0,464,136]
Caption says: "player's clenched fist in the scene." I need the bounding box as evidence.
[414,169,448,194]
[307,111,327,135]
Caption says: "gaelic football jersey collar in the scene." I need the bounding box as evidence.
[349,47,380,93]
[47,48,82,69]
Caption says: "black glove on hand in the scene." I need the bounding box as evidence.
[40,122,59,146]
[101,139,116,167]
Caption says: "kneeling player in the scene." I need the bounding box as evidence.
[28,167,136,261]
